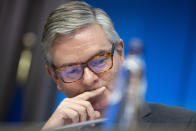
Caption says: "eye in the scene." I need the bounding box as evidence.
[68,69,77,74]
[95,59,104,65]
[90,57,107,67]
[65,66,82,75]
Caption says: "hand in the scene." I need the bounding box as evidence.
[41,87,106,131]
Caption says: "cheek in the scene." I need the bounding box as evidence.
[99,54,122,89]
[108,54,122,77]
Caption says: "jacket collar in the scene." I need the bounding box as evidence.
[138,100,152,120]
[138,100,152,131]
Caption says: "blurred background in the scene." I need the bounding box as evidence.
[0,0,195,127]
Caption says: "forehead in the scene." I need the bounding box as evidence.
[51,24,112,67]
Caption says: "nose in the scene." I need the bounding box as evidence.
[82,67,99,87]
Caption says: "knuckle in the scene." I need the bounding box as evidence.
[72,112,79,120]
[62,98,70,104]
[66,98,70,100]
[64,98,71,101]
[56,104,64,112]
[80,106,86,114]
[84,101,91,107]
[57,107,69,118]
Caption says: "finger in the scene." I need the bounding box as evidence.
[71,99,95,120]
[62,107,79,124]
[95,111,101,119]
[75,86,106,101]
[65,102,87,122]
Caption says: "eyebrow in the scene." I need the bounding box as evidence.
[56,49,111,69]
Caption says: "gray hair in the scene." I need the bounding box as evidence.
[42,1,120,66]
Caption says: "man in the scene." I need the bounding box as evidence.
[41,1,196,130]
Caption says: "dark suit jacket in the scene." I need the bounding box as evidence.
[61,102,196,131]
[139,102,196,131]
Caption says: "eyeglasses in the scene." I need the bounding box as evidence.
[52,44,115,83]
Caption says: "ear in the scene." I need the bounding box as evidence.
[46,65,64,91]
[117,39,124,62]
[56,85,63,91]
[45,65,58,81]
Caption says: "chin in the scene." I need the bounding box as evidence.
[92,92,109,111]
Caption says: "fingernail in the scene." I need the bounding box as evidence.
[95,87,105,92]
[95,111,101,118]
[100,86,106,90]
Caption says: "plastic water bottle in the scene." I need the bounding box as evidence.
[103,39,146,131]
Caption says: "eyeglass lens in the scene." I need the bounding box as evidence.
[58,54,112,82]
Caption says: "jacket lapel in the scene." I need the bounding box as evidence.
[138,101,152,131]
